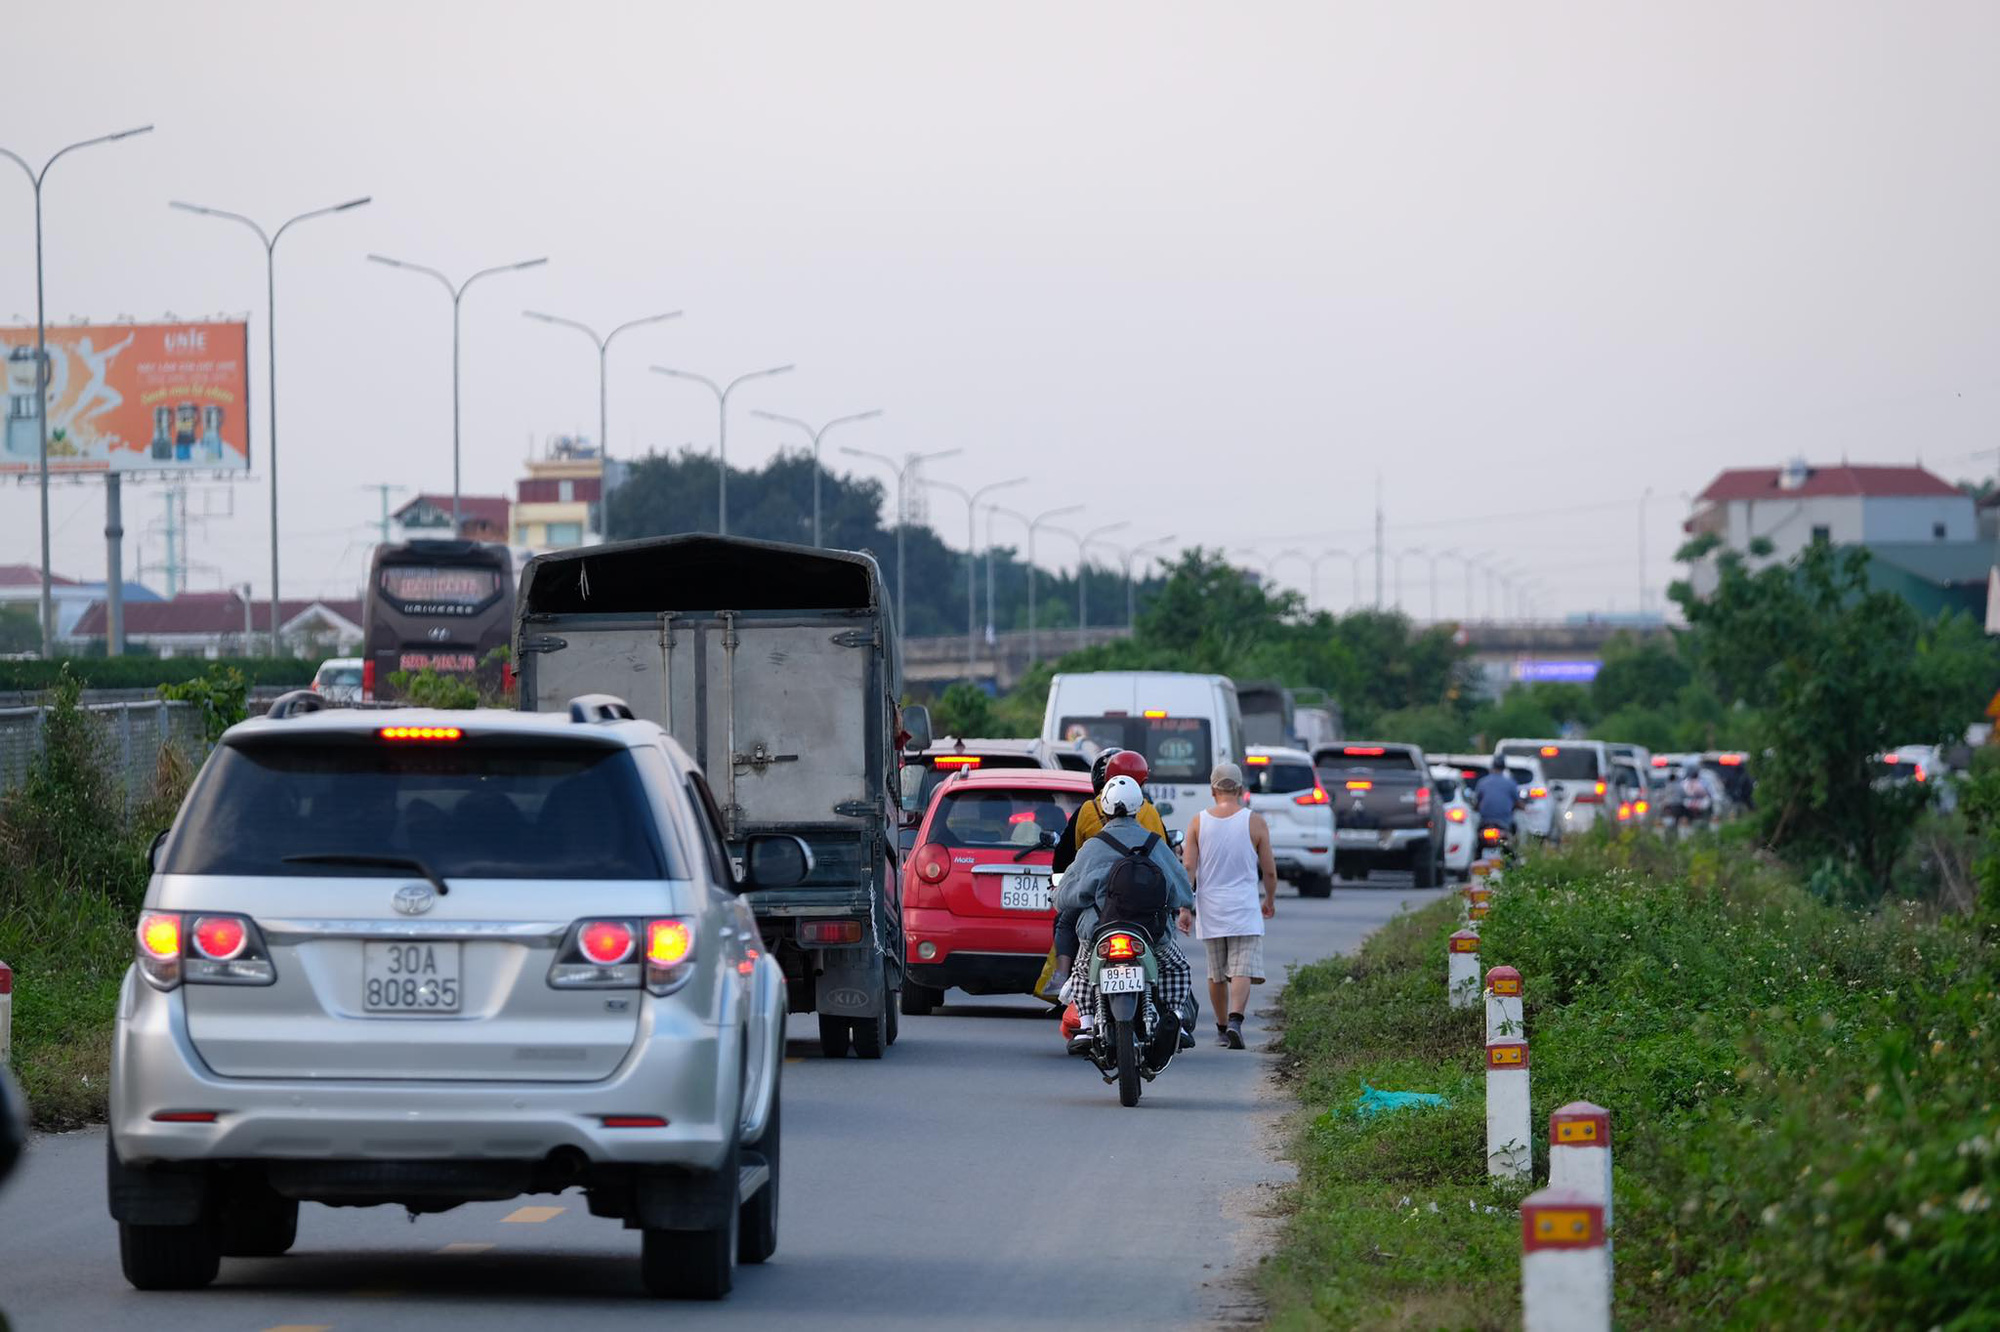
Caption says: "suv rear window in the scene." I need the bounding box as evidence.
[162,738,672,880]
[1058,716,1213,784]
[1501,744,1600,781]
[932,789,1084,850]
[1315,746,1421,773]
[1247,761,1317,795]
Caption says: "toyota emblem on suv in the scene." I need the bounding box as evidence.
[393,884,436,916]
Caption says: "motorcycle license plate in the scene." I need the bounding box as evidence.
[1100,965,1145,994]
[1000,875,1052,911]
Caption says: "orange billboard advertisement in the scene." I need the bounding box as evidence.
[0,321,250,475]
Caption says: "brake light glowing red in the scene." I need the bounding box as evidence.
[1635,800,1650,815]
[1008,810,1039,824]
[1415,785,1431,812]
[799,920,864,946]
[379,726,463,741]
[1294,786,1330,806]
[1651,755,1670,767]
[138,911,181,959]
[933,755,981,768]
[150,1111,218,1123]
[1246,754,1270,765]
[1719,753,1744,766]
[1447,807,1467,823]
[1616,802,1633,821]
[1915,765,1928,783]
[1540,746,1560,757]
[1345,780,1372,791]
[1528,786,1547,799]
[1142,709,1168,719]
[1103,934,1140,960]
[1344,746,1385,756]
[191,916,247,961]
[1882,754,1901,764]
[580,920,636,965]
[1481,826,1502,842]
[915,843,950,885]
[646,919,693,965]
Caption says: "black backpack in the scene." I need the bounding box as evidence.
[1095,830,1170,936]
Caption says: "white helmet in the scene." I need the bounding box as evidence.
[1099,774,1144,818]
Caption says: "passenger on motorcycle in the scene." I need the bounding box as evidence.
[1471,756,1522,840]
[1055,774,1196,1058]
[1047,748,1166,997]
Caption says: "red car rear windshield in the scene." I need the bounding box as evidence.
[911,754,1044,809]
[932,789,1085,851]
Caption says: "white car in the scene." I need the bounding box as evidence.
[309,656,365,702]
[1245,746,1335,898]
[1437,754,1555,841]
[1428,764,1477,879]
[1879,743,1955,813]
[1497,739,1613,834]
[108,691,801,1300]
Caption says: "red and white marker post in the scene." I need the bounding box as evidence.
[1447,929,1481,1009]
[1485,964,1523,1042]
[1549,1102,1612,1259]
[0,960,11,1064]
[1462,882,1492,923]
[1485,1034,1531,1179]
[1521,1187,1610,1332]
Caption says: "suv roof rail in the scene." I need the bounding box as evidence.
[569,694,637,724]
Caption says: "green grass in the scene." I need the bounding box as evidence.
[2,871,138,1130]
[1263,836,2000,1330]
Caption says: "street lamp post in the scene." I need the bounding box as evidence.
[1098,534,1178,628]
[840,445,963,635]
[1061,520,1129,648]
[2,125,154,657]
[173,195,371,657]
[368,252,548,534]
[752,408,883,546]
[1394,547,1429,614]
[1268,547,1310,604]
[1313,549,1360,612]
[995,503,1083,665]
[650,363,794,536]
[926,475,1028,670]
[522,308,682,523]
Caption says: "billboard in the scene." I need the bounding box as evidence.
[0,321,250,475]
[1514,659,1601,683]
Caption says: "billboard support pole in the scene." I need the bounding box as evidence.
[105,476,123,656]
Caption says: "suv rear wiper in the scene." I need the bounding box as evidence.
[281,853,451,896]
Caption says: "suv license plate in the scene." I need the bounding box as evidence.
[363,941,462,1013]
[1100,965,1145,994]
[1000,875,1052,911]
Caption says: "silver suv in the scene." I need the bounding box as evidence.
[107,693,803,1300]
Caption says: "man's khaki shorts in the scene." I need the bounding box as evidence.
[1203,934,1266,983]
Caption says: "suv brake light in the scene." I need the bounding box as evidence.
[548,917,695,995]
[1345,780,1372,791]
[136,910,275,990]
[1293,786,1330,806]
[380,725,462,741]
[1414,785,1431,812]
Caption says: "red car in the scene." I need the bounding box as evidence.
[900,766,1094,1015]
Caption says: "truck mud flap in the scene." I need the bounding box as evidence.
[815,947,884,1016]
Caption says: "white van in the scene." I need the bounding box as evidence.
[1041,671,1244,833]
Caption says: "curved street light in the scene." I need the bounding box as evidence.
[842,444,963,635]
[752,407,882,545]
[993,503,1084,664]
[523,308,681,501]
[369,252,548,534]
[926,474,1028,669]
[1054,519,1129,646]
[650,362,793,536]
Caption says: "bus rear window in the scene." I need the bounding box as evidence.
[1057,716,1214,784]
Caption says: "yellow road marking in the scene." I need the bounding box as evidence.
[437,1241,495,1254]
[501,1205,565,1223]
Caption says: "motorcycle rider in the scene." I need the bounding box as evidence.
[1046,748,1166,997]
[1471,755,1522,843]
[1055,774,1196,1060]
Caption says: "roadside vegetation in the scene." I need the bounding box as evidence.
[1265,826,1999,1329]
[0,655,312,693]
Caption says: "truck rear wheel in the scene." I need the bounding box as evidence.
[851,1008,887,1060]
[817,1015,851,1059]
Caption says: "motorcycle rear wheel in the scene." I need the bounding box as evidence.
[1115,1018,1142,1107]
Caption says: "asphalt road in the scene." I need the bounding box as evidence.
[0,877,1443,1331]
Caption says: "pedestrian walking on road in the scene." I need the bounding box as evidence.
[1181,761,1276,1049]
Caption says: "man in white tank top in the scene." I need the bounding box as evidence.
[1181,762,1277,1049]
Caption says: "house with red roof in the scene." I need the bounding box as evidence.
[68,591,363,659]
[1684,461,1979,599]
[392,493,511,543]
[0,564,164,640]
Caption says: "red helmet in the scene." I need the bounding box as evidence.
[1104,750,1150,785]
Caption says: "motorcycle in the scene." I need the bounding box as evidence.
[1081,919,1181,1107]
[1477,818,1515,862]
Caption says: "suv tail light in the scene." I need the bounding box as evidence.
[136,911,275,991]
[1528,786,1548,799]
[549,917,696,996]
[1344,780,1372,792]
[1412,785,1432,813]
[1574,781,1606,805]
[1293,786,1330,806]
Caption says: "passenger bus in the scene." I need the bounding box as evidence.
[1039,671,1244,834]
[361,540,515,702]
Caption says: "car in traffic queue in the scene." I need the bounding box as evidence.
[1496,738,1613,834]
[1875,743,1954,812]
[1427,763,1478,880]
[1312,741,1444,887]
[1608,759,1653,829]
[1436,753,1555,842]
[1700,750,1755,815]
[1042,670,1246,834]
[900,765,1093,1015]
[898,736,1072,855]
[1245,746,1335,897]
[107,691,801,1301]
[308,657,365,703]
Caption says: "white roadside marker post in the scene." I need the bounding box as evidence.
[1521,1187,1611,1332]
[1485,1034,1531,1179]
[1485,964,1523,1042]
[0,960,11,1063]
[1549,1102,1613,1262]
[1447,929,1481,1009]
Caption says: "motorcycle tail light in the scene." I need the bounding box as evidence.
[1481,826,1501,842]
[1098,933,1145,962]
[1447,807,1467,823]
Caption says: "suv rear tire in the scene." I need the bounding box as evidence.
[218,1177,299,1257]
[640,1141,740,1300]
[119,1219,221,1290]
[1296,874,1333,899]
[738,1084,780,1264]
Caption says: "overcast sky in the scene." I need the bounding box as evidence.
[3,1,1997,620]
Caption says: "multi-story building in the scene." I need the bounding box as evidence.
[1683,461,1977,598]
[513,436,626,549]
[390,494,511,543]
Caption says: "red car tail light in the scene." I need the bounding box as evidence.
[915,843,950,885]
[1540,746,1560,757]
[1635,800,1650,815]
[550,918,644,990]
[1293,786,1330,806]
[1246,755,1271,766]
[644,918,698,996]
[138,910,276,989]
[1528,786,1548,799]
[933,755,981,769]
[1344,746,1386,756]
[1414,785,1431,813]
[137,911,183,990]
[799,920,864,946]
